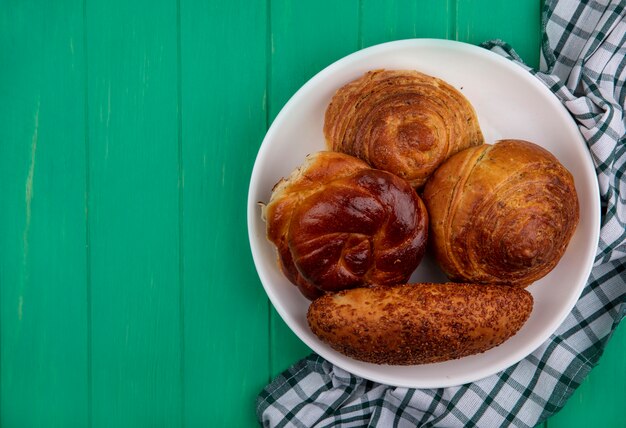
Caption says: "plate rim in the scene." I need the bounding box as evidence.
[247,38,601,388]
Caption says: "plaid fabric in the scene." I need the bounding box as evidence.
[257,1,626,427]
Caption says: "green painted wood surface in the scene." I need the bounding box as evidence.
[179,1,269,426]
[86,0,183,425]
[1,2,88,427]
[1,1,623,427]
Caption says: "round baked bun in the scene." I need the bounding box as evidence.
[324,69,484,188]
[262,151,429,299]
[423,139,579,287]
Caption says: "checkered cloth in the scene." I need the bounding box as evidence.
[256,1,626,426]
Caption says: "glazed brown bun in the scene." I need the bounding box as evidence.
[324,69,484,188]
[307,282,533,365]
[263,151,428,299]
[423,139,579,287]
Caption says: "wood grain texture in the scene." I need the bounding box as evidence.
[361,0,451,47]
[86,0,182,426]
[456,0,541,68]
[179,0,269,426]
[0,2,88,426]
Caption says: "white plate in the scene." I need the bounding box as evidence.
[247,39,600,388]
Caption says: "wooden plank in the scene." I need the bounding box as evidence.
[456,0,542,68]
[0,2,89,427]
[268,0,360,377]
[548,323,626,427]
[85,0,182,426]
[361,0,451,48]
[178,0,269,426]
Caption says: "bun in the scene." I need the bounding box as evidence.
[324,69,484,188]
[423,139,579,287]
[263,151,428,299]
[307,282,533,365]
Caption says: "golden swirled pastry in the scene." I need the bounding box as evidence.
[324,69,484,188]
[423,139,579,287]
[262,151,429,299]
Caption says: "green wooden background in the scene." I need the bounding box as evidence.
[1,0,623,426]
